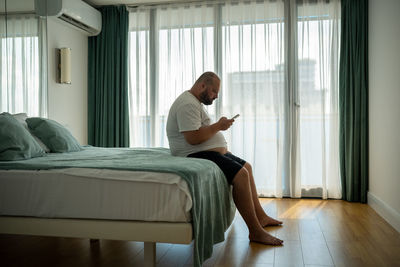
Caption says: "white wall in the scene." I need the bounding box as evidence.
[47,18,88,145]
[368,0,400,232]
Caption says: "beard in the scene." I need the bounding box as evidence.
[199,90,213,105]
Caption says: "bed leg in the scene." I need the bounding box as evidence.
[144,242,156,267]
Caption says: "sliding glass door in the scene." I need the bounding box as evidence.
[127,0,341,199]
[0,2,47,117]
[295,0,341,198]
[219,1,286,197]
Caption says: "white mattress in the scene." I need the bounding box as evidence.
[0,168,192,222]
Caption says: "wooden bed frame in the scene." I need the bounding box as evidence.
[0,216,193,267]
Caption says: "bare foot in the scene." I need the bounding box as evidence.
[249,230,283,246]
[259,215,283,227]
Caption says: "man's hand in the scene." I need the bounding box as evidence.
[217,117,234,131]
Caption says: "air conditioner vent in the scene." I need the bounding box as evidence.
[59,14,97,35]
[35,0,101,36]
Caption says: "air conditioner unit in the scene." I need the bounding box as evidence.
[35,0,102,36]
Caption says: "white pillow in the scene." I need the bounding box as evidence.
[12,113,51,153]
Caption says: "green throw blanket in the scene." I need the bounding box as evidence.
[0,146,236,266]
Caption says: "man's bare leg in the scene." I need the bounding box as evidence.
[243,163,283,227]
[232,168,283,245]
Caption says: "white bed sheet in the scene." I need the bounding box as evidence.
[0,168,192,222]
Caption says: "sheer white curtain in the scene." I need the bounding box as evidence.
[128,3,215,147]
[128,10,151,147]
[295,0,341,198]
[0,14,47,117]
[220,0,286,197]
[128,0,341,199]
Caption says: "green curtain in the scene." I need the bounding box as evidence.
[88,6,129,147]
[339,0,368,203]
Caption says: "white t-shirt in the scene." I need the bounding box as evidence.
[166,91,227,157]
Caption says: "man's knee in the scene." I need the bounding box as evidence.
[244,162,253,173]
[232,167,249,185]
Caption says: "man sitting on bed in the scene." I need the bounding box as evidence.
[166,71,283,246]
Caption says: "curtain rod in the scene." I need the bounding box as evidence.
[126,0,260,10]
[126,0,332,10]
[0,11,36,15]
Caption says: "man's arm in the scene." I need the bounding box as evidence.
[182,117,233,145]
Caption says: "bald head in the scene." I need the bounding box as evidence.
[190,72,220,105]
[194,72,220,86]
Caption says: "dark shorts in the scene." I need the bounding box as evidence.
[187,151,246,184]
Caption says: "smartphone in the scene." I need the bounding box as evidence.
[231,114,240,120]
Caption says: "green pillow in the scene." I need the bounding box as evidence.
[26,117,82,153]
[12,113,50,152]
[0,112,45,160]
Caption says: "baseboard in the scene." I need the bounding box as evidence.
[368,192,400,233]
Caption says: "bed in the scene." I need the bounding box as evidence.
[0,147,236,267]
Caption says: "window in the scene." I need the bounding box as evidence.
[128,0,341,199]
[0,14,47,117]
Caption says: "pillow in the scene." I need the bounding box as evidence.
[26,117,82,153]
[0,112,45,161]
[12,113,50,153]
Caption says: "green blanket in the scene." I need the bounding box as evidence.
[0,146,236,266]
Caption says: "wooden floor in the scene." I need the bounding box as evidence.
[1,198,400,267]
